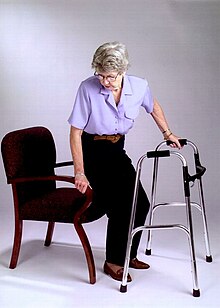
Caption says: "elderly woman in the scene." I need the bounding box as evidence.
[68,41,181,282]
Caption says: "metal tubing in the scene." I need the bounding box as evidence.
[121,223,191,290]
[184,195,199,291]
[121,149,201,296]
[121,140,212,295]
[171,151,199,292]
[182,140,212,260]
[121,153,147,287]
[146,140,212,261]
[152,202,202,212]
[168,151,199,292]
[197,176,212,259]
[146,156,159,252]
[121,220,200,295]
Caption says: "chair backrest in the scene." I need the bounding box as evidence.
[1,126,56,204]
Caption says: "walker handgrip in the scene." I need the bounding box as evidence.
[166,139,187,147]
[188,165,206,182]
[147,150,170,158]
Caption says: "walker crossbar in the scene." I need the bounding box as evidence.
[152,202,203,212]
[120,140,212,296]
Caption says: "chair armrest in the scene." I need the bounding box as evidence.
[9,174,93,216]
[55,161,73,168]
[9,174,92,198]
[9,174,76,185]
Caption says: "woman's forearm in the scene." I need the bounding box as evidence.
[150,98,170,133]
[151,98,182,148]
[69,126,84,175]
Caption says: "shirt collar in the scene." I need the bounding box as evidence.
[122,74,133,95]
[99,74,133,95]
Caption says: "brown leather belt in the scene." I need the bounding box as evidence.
[93,134,123,143]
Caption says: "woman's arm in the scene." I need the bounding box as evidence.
[151,98,182,149]
[70,126,90,193]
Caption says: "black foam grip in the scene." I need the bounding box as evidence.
[147,150,170,158]
[166,139,187,146]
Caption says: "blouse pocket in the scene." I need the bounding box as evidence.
[124,108,139,120]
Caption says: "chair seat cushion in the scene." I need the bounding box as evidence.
[19,187,87,223]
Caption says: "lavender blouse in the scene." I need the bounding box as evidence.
[68,74,153,135]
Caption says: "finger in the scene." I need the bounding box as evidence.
[176,141,182,149]
[81,183,88,194]
[81,186,87,194]
[75,181,84,191]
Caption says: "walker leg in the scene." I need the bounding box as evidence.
[120,160,143,293]
[197,178,213,262]
[120,244,132,293]
[146,157,159,255]
[184,192,200,297]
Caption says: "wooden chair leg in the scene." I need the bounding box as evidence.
[74,221,96,284]
[44,222,55,247]
[10,219,23,269]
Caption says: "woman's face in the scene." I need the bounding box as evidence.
[95,71,124,91]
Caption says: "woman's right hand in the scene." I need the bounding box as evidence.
[75,173,90,194]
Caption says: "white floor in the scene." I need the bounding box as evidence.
[0,204,219,308]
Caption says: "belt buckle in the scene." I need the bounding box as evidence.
[111,135,120,143]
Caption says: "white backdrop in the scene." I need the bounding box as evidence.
[0,0,220,231]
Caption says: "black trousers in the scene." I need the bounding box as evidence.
[82,132,150,266]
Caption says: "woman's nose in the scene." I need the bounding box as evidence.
[103,78,110,85]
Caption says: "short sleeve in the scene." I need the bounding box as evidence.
[68,82,91,129]
[142,83,154,113]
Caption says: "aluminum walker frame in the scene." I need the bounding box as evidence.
[120,139,212,297]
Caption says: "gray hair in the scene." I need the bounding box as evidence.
[91,41,130,74]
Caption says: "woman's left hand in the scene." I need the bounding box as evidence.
[75,173,90,194]
[166,133,182,149]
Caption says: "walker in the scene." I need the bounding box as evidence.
[120,139,212,297]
